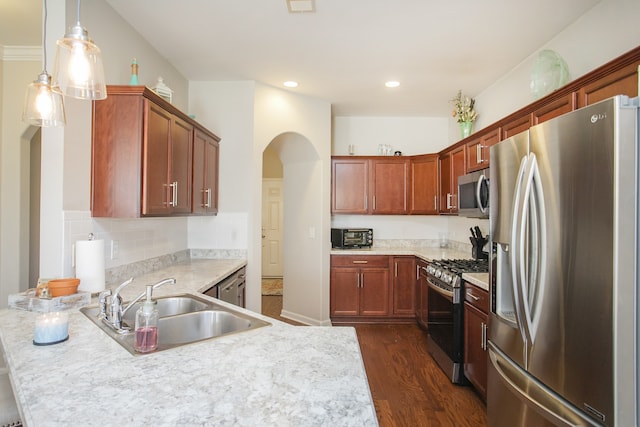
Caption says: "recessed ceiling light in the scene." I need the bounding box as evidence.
[385,81,400,88]
[287,0,315,13]
[283,81,299,88]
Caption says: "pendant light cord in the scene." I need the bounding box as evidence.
[42,0,47,74]
[76,0,81,25]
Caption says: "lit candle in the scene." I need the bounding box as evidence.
[33,312,69,345]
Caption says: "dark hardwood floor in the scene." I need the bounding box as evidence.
[261,295,487,426]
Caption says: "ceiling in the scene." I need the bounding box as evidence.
[2,0,601,116]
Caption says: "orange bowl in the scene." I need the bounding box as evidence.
[47,278,80,297]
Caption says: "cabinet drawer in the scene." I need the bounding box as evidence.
[331,255,389,268]
[464,283,489,313]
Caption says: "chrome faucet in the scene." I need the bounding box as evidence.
[98,277,176,333]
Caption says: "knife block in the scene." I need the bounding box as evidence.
[472,237,489,260]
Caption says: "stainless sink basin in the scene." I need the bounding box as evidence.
[121,295,210,325]
[80,293,270,355]
[158,310,255,345]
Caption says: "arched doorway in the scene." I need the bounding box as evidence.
[260,132,326,324]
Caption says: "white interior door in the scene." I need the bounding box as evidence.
[262,179,283,277]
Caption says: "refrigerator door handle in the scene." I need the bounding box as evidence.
[510,155,530,351]
[488,343,600,427]
[520,154,547,346]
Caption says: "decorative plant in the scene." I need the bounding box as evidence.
[450,90,478,123]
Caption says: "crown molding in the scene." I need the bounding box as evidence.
[1,45,41,62]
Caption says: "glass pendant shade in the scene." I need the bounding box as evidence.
[53,24,107,100]
[23,72,66,127]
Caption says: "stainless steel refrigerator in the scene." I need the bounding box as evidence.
[488,95,638,427]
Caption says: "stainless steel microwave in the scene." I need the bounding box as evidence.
[331,228,373,249]
[458,169,489,218]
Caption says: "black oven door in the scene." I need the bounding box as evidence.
[427,278,463,364]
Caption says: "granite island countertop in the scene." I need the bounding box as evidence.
[0,259,378,426]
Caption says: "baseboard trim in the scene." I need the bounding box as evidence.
[280,309,332,326]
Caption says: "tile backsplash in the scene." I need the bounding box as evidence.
[63,211,189,277]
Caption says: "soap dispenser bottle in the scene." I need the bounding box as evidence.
[134,284,158,353]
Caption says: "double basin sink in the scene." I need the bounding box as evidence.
[80,293,271,355]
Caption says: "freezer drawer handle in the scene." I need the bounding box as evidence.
[488,343,600,427]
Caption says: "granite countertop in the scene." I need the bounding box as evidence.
[0,259,377,426]
[462,272,490,291]
[330,246,473,262]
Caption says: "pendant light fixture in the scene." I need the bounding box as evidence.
[53,0,107,100]
[23,0,66,127]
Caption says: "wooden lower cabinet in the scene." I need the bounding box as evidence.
[391,256,416,317]
[331,255,417,323]
[463,282,489,400]
[415,258,428,330]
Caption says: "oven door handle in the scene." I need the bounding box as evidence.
[427,277,454,301]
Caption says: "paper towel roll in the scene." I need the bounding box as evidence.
[75,239,105,293]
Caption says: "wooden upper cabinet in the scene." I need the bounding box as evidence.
[92,85,219,218]
[532,93,576,125]
[192,128,220,215]
[331,157,369,214]
[500,113,531,141]
[143,101,172,215]
[466,128,500,172]
[170,116,194,214]
[331,156,410,215]
[439,146,465,214]
[371,158,409,214]
[409,154,438,214]
[577,61,640,108]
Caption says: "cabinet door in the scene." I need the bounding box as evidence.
[192,129,219,215]
[464,302,488,400]
[532,93,576,125]
[419,267,429,329]
[204,136,219,214]
[371,158,409,214]
[466,128,500,172]
[439,151,451,213]
[360,268,390,316]
[330,268,360,317]
[142,100,171,215]
[331,158,369,214]
[170,116,193,214]
[501,113,531,141]
[577,61,640,108]
[445,146,466,214]
[392,257,416,316]
[409,155,438,214]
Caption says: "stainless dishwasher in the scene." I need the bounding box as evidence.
[205,267,246,308]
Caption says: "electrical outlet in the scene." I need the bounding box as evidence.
[110,240,119,260]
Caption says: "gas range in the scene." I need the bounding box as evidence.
[426,259,489,289]
[423,257,489,385]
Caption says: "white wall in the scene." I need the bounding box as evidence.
[0,55,41,303]
[333,116,448,156]
[188,81,332,323]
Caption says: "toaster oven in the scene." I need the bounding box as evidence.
[331,228,373,249]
